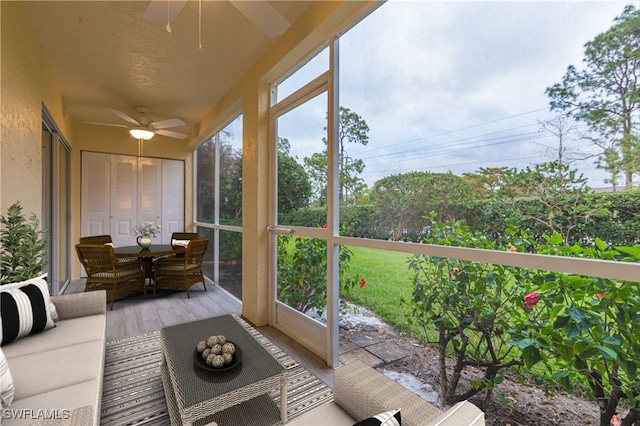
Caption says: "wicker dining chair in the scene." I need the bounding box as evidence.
[75,243,146,310]
[79,234,113,245]
[153,237,210,298]
[171,232,199,242]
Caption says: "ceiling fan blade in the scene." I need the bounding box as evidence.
[152,118,186,129]
[156,129,188,140]
[84,121,129,128]
[109,109,140,126]
[143,0,188,25]
[229,0,291,38]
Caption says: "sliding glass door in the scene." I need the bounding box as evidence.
[42,108,71,295]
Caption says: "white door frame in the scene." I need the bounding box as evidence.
[268,38,340,367]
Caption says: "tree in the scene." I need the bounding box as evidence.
[196,139,216,222]
[219,139,242,226]
[596,147,622,191]
[495,161,600,245]
[462,167,511,199]
[546,5,640,188]
[370,171,475,241]
[277,138,312,217]
[304,107,369,206]
[538,115,581,167]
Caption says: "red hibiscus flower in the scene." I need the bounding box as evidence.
[322,224,328,229]
[524,292,541,309]
[509,245,517,252]
[611,414,621,426]
[595,289,609,300]
[360,278,366,288]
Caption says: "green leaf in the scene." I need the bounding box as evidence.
[617,357,637,378]
[615,246,640,258]
[553,315,570,329]
[522,345,542,368]
[550,370,569,380]
[548,233,564,245]
[595,345,617,360]
[569,307,585,323]
[566,324,581,339]
[602,336,621,347]
[595,238,607,251]
[494,390,508,406]
[516,338,534,350]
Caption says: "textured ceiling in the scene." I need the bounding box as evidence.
[22,1,313,139]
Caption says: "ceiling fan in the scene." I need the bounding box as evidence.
[87,106,188,140]
[142,0,291,39]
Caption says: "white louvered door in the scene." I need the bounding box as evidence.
[81,152,184,250]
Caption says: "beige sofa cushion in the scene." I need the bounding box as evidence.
[288,401,356,425]
[1,315,105,359]
[7,341,103,402]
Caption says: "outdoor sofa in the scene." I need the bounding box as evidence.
[0,287,106,425]
[290,360,485,425]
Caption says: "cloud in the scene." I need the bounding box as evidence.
[335,0,634,188]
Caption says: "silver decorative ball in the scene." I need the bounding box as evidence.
[207,335,219,347]
[222,342,235,355]
[211,344,222,355]
[196,341,207,352]
[202,348,211,359]
[206,354,216,366]
[211,355,225,368]
[223,352,233,365]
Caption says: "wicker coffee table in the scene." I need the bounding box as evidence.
[160,315,288,426]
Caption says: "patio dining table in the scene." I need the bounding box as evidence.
[113,244,185,279]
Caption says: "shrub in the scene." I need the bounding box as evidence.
[408,213,528,405]
[277,230,363,315]
[512,234,640,426]
[0,201,47,284]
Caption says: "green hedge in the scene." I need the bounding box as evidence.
[278,190,640,246]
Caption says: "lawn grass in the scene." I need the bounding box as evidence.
[342,245,426,337]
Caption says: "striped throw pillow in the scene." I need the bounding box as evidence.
[0,278,55,345]
[353,409,401,426]
[0,347,13,405]
[1,275,58,322]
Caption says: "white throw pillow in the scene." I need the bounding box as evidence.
[171,239,190,248]
[0,347,14,406]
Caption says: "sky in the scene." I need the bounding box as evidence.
[278,0,638,190]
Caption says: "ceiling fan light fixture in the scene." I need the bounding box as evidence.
[129,128,155,140]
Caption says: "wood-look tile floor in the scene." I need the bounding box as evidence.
[65,280,334,387]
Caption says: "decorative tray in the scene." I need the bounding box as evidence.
[193,342,242,372]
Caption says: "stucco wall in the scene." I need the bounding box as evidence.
[0,1,69,217]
